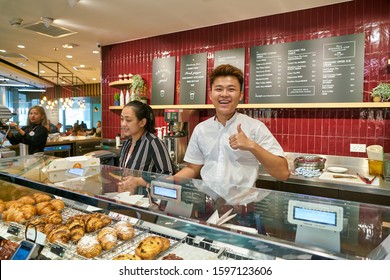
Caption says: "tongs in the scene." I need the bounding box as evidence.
[356,173,376,184]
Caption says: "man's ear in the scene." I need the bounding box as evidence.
[239,91,244,101]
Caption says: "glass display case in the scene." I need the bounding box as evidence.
[0,154,389,260]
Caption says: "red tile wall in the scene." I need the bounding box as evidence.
[101,0,390,156]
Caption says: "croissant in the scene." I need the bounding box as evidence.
[85,215,104,233]
[17,195,36,205]
[97,227,117,250]
[20,204,36,220]
[45,211,62,224]
[36,201,54,215]
[2,208,26,224]
[5,200,24,210]
[48,225,70,244]
[32,193,52,203]
[49,199,65,211]
[0,202,5,214]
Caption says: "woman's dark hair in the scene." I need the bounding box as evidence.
[124,100,156,133]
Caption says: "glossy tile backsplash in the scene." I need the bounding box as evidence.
[101,0,390,156]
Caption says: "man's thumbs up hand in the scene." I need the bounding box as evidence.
[229,123,250,150]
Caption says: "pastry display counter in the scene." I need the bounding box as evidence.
[0,154,390,260]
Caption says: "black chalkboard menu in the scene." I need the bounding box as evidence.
[249,33,364,103]
[179,53,207,104]
[151,56,176,105]
[214,48,245,71]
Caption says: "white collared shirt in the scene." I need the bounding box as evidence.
[184,112,285,188]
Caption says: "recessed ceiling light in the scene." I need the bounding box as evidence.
[93,50,99,54]
[66,55,73,58]
[92,78,96,81]
[79,64,85,68]
[17,45,25,48]
[0,49,6,53]
[40,70,45,73]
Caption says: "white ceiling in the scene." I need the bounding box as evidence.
[0,0,351,89]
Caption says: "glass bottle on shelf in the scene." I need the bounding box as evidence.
[120,90,125,106]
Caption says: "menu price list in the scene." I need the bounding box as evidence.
[249,33,364,103]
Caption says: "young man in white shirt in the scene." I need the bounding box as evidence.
[176,64,290,188]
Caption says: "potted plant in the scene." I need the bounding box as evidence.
[130,74,145,101]
[114,92,120,106]
[371,83,390,102]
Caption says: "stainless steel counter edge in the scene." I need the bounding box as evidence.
[257,152,390,197]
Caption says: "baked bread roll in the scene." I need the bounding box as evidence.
[48,225,70,244]
[135,236,164,260]
[2,208,26,224]
[97,227,117,250]
[66,216,86,242]
[84,215,104,233]
[92,213,112,227]
[113,221,134,240]
[160,237,170,251]
[17,195,36,205]
[20,204,36,220]
[76,236,102,259]
[162,253,184,260]
[49,199,65,212]
[32,193,51,203]
[44,223,58,235]
[0,201,5,214]
[45,211,62,224]
[5,200,24,210]
[112,253,142,260]
[36,201,54,215]
[27,217,47,232]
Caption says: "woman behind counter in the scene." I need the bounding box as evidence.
[118,101,174,194]
[6,105,49,155]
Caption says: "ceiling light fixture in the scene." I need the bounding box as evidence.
[67,0,80,7]
[62,43,79,49]
[18,88,46,92]
[42,17,54,28]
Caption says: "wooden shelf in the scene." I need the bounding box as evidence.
[109,80,132,88]
[109,102,390,110]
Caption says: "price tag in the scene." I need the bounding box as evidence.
[50,243,66,258]
[7,224,20,236]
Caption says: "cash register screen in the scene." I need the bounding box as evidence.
[150,180,181,202]
[293,206,337,226]
[288,200,343,232]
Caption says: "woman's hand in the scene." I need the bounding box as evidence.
[117,176,146,194]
